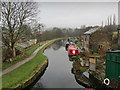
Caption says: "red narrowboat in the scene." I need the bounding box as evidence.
[67,45,80,57]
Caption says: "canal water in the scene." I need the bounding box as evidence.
[32,40,84,88]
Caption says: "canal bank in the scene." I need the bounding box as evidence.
[2,38,61,89]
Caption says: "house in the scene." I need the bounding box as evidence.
[82,27,111,54]
[82,28,99,52]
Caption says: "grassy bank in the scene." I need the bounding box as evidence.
[2,39,60,89]
[2,41,46,70]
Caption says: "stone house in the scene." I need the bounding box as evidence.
[82,27,111,53]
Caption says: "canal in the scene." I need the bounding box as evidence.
[32,40,84,88]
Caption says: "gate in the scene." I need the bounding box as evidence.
[106,50,120,82]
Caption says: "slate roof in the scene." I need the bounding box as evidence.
[84,28,99,35]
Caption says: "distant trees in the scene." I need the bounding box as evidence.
[40,27,83,41]
[41,27,65,41]
[107,14,116,26]
[41,26,101,41]
[2,2,38,57]
[104,14,117,32]
[104,15,118,47]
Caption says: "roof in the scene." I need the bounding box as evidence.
[84,28,99,35]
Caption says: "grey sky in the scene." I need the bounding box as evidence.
[34,0,119,2]
[37,2,118,28]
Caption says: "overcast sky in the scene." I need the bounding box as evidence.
[37,2,118,28]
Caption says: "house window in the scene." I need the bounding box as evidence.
[99,45,103,48]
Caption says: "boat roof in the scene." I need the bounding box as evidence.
[68,45,78,50]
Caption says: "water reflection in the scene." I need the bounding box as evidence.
[51,40,65,51]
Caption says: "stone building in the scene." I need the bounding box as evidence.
[82,27,111,53]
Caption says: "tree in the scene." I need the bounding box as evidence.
[1,2,38,57]
[20,24,33,39]
[32,23,44,42]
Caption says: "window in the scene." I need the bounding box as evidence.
[99,45,103,48]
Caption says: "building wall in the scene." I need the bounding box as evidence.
[89,30,111,50]
[83,35,90,51]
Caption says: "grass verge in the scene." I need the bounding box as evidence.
[2,39,60,88]
[2,41,46,70]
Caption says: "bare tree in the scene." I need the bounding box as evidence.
[107,16,110,26]
[32,23,44,42]
[20,24,33,39]
[113,14,116,25]
[1,2,38,57]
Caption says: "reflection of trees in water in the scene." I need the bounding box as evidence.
[51,40,65,51]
